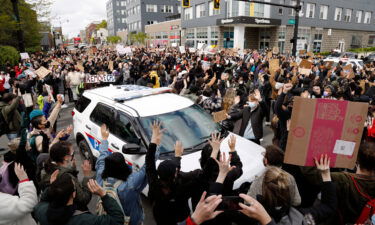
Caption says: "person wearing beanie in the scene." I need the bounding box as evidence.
[28,94,63,155]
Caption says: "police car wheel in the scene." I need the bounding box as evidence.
[78,139,96,171]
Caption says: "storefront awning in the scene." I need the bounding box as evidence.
[217,16,281,27]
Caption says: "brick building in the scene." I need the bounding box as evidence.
[145,19,181,47]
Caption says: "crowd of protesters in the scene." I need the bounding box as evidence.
[0,45,375,225]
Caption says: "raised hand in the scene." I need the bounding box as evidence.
[191,192,223,225]
[81,160,92,177]
[101,124,109,140]
[57,94,64,104]
[239,194,272,225]
[254,89,262,101]
[228,135,236,152]
[208,133,222,158]
[283,83,293,94]
[14,163,28,181]
[50,169,59,184]
[87,179,106,198]
[151,121,164,145]
[174,140,184,157]
[215,153,235,183]
[314,154,331,182]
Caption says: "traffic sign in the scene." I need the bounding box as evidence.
[288,19,296,25]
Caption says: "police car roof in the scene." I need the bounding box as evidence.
[86,85,194,117]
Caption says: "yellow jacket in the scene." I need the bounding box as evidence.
[149,71,160,88]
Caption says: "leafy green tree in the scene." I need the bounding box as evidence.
[96,20,107,30]
[0,45,20,66]
[129,32,148,45]
[107,35,121,44]
[0,0,42,51]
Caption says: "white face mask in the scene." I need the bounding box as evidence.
[248,101,257,110]
[275,82,284,90]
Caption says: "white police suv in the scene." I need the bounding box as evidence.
[73,85,265,189]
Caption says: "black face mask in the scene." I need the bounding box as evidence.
[41,121,51,129]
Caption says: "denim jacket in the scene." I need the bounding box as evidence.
[96,140,147,225]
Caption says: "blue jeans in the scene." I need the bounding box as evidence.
[6,133,18,141]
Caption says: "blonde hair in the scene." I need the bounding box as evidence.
[262,166,292,209]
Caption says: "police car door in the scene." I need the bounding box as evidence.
[109,110,145,171]
[87,103,119,156]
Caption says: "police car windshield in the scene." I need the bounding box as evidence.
[140,104,221,154]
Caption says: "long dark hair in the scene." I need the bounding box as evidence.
[102,152,132,181]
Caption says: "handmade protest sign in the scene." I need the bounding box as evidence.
[179,46,186,54]
[35,66,51,79]
[298,60,313,75]
[109,61,114,71]
[343,64,355,79]
[20,53,30,60]
[269,59,279,74]
[213,110,227,123]
[272,46,279,55]
[85,74,116,83]
[284,97,368,169]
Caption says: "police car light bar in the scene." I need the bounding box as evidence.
[114,87,172,102]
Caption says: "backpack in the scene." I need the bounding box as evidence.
[350,175,375,225]
[96,180,130,225]
[0,106,10,136]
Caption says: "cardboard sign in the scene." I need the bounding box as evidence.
[290,62,298,67]
[171,43,178,47]
[284,97,369,169]
[343,64,355,79]
[189,48,196,53]
[22,93,33,107]
[179,46,186,54]
[299,50,306,55]
[213,110,227,123]
[272,47,279,55]
[269,59,279,74]
[324,61,334,70]
[35,66,51,79]
[20,52,30,60]
[298,59,313,75]
[267,51,272,58]
[85,74,116,83]
[109,61,114,71]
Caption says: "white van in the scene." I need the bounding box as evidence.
[73,85,265,191]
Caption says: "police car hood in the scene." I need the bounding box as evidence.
[156,132,266,189]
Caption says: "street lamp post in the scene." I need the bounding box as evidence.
[11,0,25,52]
[291,0,301,58]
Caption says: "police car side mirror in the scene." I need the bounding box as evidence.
[122,143,146,155]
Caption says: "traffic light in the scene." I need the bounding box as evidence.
[182,0,190,8]
[213,0,220,10]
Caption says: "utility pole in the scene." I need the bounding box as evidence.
[291,0,301,57]
[11,0,25,52]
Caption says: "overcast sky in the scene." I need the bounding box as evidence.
[50,0,107,38]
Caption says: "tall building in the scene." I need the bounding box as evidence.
[181,0,375,53]
[85,22,101,44]
[107,0,180,35]
[107,0,127,36]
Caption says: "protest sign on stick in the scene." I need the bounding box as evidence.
[284,97,368,169]
[20,53,30,60]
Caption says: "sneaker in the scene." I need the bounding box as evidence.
[265,122,271,126]
[61,104,68,109]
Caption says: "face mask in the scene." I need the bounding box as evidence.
[248,101,257,110]
[323,91,330,97]
[41,121,51,129]
[239,81,244,84]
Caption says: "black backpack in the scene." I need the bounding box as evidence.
[0,106,10,136]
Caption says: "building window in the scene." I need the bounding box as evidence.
[254,3,264,17]
[368,35,375,46]
[120,1,126,6]
[196,3,206,18]
[313,32,323,53]
[351,35,362,48]
[364,11,372,24]
[137,5,140,14]
[344,9,352,22]
[209,1,220,16]
[122,18,126,23]
[356,11,363,23]
[306,3,315,18]
[161,5,173,13]
[178,6,181,13]
[279,0,284,15]
[334,8,342,21]
[278,27,286,53]
[146,4,157,12]
[147,21,154,25]
[196,27,208,39]
[211,27,219,39]
[184,7,193,20]
[186,28,195,39]
[319,5,328,20]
